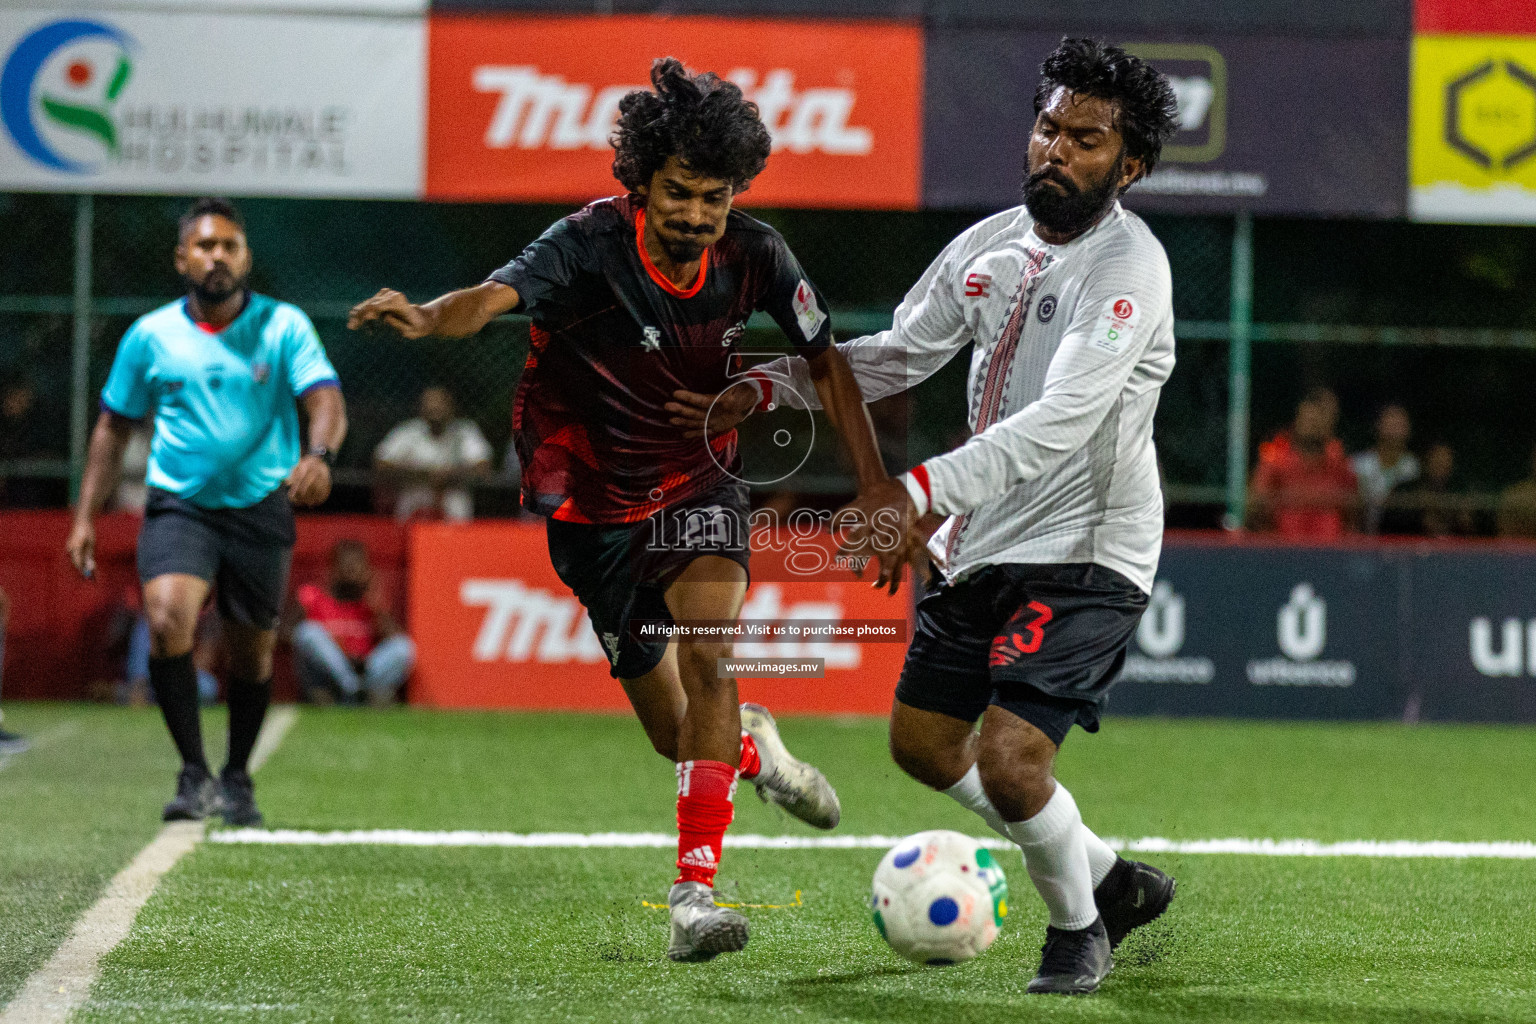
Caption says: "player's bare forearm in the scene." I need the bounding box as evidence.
[421,282,521,339]
[808,347,887,490]
[74,411,134,524]
[348,282,520,340]
[303,385,347,453]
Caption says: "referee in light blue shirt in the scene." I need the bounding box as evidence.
[67,198,347,827]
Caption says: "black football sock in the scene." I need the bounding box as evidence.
[224,677,271,777]
[149,653,208,774]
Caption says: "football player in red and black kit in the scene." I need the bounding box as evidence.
[349,58,905,962]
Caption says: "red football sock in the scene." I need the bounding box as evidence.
[738,731,761,780]
[675,759,737,887]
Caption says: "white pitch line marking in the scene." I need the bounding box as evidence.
[0,706,298,1024]
[0,720,81,774]
[248,705,297,774]
[207,829,1536,860]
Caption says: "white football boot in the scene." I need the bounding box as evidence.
[740,703,841,830]
[667,881,750,962]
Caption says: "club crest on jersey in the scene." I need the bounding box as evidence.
[251,361,271,385]
[642,326,662,351]
[792,280,826,341]
[1037,294,1057,323]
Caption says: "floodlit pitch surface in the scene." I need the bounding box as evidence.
[2,705,1534,1023]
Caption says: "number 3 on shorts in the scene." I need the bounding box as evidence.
[989,600,1054,665]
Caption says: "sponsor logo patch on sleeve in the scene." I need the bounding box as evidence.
[1090,294,1141,355]
[792,279,828,342]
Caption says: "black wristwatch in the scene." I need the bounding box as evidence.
[307,445,337,467]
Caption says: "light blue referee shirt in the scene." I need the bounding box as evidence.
[101,292,340,509]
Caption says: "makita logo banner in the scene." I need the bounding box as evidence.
[473,67,873,156]
[425,16,922,207]
[409,521,908,713]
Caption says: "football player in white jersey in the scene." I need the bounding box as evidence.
[673,38,1182,993]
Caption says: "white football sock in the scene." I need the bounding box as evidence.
[1003,782,1099,931]
[941,763,1008,838]
[1082,825,1119,888]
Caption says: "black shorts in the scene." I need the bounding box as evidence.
[895,563,1148,746]
[138,487,296,631]
[545,480,752,680]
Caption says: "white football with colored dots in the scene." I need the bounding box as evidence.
[870,829,1009,965]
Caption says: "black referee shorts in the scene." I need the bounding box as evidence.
[895,563,1149,746]
[545,479,752,680]
[137,487,296,631]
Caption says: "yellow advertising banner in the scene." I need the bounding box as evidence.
[1412,34,1536,222]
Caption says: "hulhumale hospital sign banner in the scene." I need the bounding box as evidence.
[0,9,425,196]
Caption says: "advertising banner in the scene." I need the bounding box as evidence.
[1113,543,1407,720]
[408,520,911,713]
[0,9,424,196]
[1116,539,1536,723]
[424,15,923,208]
[1406,551,1536,722]
[1410,34,1536,222]
[923,32,1408,217]
[1416,0,1536,34]
[407,525,1536,722]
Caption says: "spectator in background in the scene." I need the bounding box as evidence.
[1381,441,1474,537]
[374,386,491,522]
[291,539,415,707]
[0,376,49,508]
[0,587,25,753]
[1496,443,1536,539]
[1351,404,1419,535]
[0,377,41,457]
[1248,387,1358,538]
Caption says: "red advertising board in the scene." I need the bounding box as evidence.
[425,15,922,208]
[408,520,911,714]
[1415,0,1536,32]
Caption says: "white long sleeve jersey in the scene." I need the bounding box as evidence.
[764,202,1174,593]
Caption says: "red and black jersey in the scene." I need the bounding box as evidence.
[490,194,833,524]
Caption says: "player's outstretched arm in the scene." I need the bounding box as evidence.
[66,411,135,578]
[808,347,919,594]
[347,282,521,340]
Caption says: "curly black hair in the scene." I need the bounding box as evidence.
[1034,39,1180,178]
[611,57,771,195]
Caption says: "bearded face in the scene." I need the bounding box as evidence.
[1022,153,1125,239]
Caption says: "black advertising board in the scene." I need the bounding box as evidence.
[1406,553,1536,723]
[923,32,1409,217]
[1113,540,1536,723]
[1111,544,1406,720]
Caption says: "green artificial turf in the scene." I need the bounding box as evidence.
[0,703,228,1005]
[4,705,1535,1023]
[78,849,1536,1024]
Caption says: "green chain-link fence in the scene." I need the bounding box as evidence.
[3,192,1536,529]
